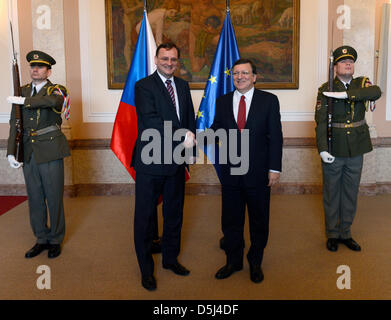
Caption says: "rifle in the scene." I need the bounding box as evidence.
[10,21,23,163]
[327,50,334,153]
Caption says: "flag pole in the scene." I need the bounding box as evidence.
[226,0,229,12]
[144,0,147,12]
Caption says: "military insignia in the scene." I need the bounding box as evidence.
[33,54,39,59]
[53,89,62,95]
[342,49,347,54]
[364,79,372,87]
[316,99,322,111]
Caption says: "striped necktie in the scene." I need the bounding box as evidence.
[165,79,176,108]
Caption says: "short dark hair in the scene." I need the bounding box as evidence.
[232,58,257,74]
[156,42,180,59]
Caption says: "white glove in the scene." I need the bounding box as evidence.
[183,131,197,148]
[7,96,26,105]
[7,155,23,169]
[320,151,335,164]
[322,92,348,99]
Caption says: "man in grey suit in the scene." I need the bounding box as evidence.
[6,50,70,259]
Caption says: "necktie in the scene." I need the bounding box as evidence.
[345,83,350,90]
[32,86,37,96]
[237,95,246,131]
[165,79,176,108]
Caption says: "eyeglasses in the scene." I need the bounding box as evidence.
[232,71,252,76]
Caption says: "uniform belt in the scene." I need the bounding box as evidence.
[332,119,366,128]
[29,125,60,136]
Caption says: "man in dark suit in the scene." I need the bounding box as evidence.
[211,58,283,283]
[6,50,70,259]
[132,43,196,291]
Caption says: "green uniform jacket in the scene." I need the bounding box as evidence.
[315,76,381,157]
[7,80,70,164]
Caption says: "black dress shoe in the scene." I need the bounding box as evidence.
[163,261,190,276]
[249,264,264,283]
[215,264,243,279]
[151,238,161,254]
[326,238,338,252]
[25,243,48,258]
[142,275,157,291]
[339,238,361,251]
[48,244,61,258]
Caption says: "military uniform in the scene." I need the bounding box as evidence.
[6,51,70,252]
[315,46,381,242]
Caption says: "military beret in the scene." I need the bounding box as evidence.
[333,45,357,64]
[26,50,56,68]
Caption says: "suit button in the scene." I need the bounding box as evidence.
[347,120,350,123]
[347,131,351,135]
[30,118,34,121]
[32,139,35,143]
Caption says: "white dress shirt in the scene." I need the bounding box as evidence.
[31,80,48,96]
[233,87,254,122]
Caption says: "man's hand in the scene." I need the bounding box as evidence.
[7,155,23,169]
[6,96,26,105]
[268,172,280,187]
[320,151,335,164]
[183,131,197,148]
[322,92,348,99]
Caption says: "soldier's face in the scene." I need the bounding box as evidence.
[30,65,51,82]
[233,63,257,94]
[155,48,179,79]
[335,59,355,78]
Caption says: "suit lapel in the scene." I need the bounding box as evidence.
[174,77,185,125]
[227,92,238,129]
[245,89,260,130]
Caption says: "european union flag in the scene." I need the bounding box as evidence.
[196,11,240,180]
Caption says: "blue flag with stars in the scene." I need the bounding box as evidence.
[196,11,240,180]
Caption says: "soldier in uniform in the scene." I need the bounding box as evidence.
[6,50,70,259]
[315,45,381,252]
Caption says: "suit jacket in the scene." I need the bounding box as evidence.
[7,80,70,164]
[315,76,381,157]
[132,71,196,176]
[211,88,283,187]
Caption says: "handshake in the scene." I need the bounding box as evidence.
[183,131,197,149]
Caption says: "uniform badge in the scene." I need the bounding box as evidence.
[342,49,347,54]
[33,54,39,59]
[316,99,322,111]
[364,79,372,87]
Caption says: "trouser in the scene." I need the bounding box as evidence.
[23,153,66,245]
[221,182,270,267]
[321,155,363,239]
[134,167,185,277]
